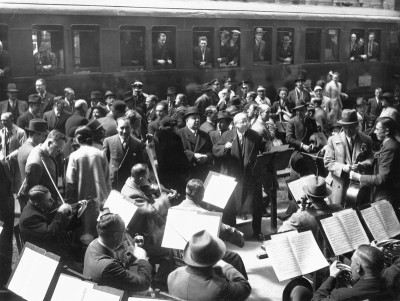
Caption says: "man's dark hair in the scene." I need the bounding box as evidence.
[176,94,187,105]
[357,244,384,275]
[186,179,205,200]
[47,130,67,142]
[131,163,148,180]
[156,101,168,111]
[29,185,49,203]
[75,126,93,145]
[378,117,396,137]
[97,213,125,239]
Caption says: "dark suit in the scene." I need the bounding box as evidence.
[97,116,117,138]
[178,126,213,181]
[103,134,144,191]
[366,97,382,125]
[0,100,28,121]
[367,41,379,60]
[146,108,156,123]
[213,128,264,234]
[147,118,162,136]
[38,91,55,118]
[153,43,170,64]
[277,44,293,63]
[16,111,35,133]
[43,110,71,134]
[65,112,88,137]
[83,239,152,294]
[352,44,366,61]
[286,115,317,150]
[193,46,212,67]
[254,39,266,61]
[287,89,311,110]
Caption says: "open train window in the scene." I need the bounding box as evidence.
[305,28,321,62]
[120,26,145,71]
[350,29,365,61]
[0,24,10,77]
[152,26,176,69]
[325,29,340,62]
[218,27,240,68]
[253,27,272,65]
[277,28,294,64]
[32,25,64,74]
[366,30,380,61]
[71,25,100,73]
[193,27,214,68]
[389,30,400,61]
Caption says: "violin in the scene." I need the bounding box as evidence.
[140,183,179,200]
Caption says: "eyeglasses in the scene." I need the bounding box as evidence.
[133,85,143,89]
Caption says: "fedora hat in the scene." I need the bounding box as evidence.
[226,105,240,117]
[28,94,42,104]
[87,119,103,132]
[93,102,107,115]
[131,81,143,88]
[215,110,232,122]
[254,28,265,34]
[104,91,116,99]
[183,107,200,119]
[89,91,102,100]
[292,99,307,111]
[282,277,313,301]
[5,83,18,92]
[209,78,219,86]
[167,87,176,95]
[295,76,305,83]
[25,118,49,134]
[183,230,226,267]
[281,35,291,42]
[381,92,394,103]
[160,116,177,128]
[338,109,358,125]
[277,87,288,94]
[112,100,127,114]
[122,91,133,102]
[302,176,331,199]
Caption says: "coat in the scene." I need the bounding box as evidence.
[16,111,35,134]
[366,97,382,125]
[0,100,28,120]
[103,134,144,191]
[288,88,311,109]
[83,239,152,294]
[38,91,55,118]
[286,115,317,150]
[193,46,212,67]
[324,131,373,205]
[367,41,379,60]
[43,109,71,134]
[254,39,266,61]
[97,116,117,138]
[65,112,88,137]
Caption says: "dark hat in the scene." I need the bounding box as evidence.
[131,80,143,88]
[381,92,394,103]
[247,91,257,99]
[277,87,288,94]
[160,116,177,127]
[89,91,102,100]
[93,102,107,115]
[330,121,342,130]
[167,87,176,95]
[183,107,200,119]
[292,100,307,111]
[5,83,18,92]
[25,118,48,134]
[254,28,265,34]
[226,105,240,117]
[122,91,133,103]
[295,77,305,83]
[281,35,291,42]
[338,109,358,125]
[282,278,313,301]
[209,78,219,86]
[302,176,332,198]
[215,110,232,121]
[87,119,103,132]
[183,230,226,267]
[230,95,241,106]
[112,100,127,114]
[202,83,213,92]
[104,91,116,99]
[28,94,42,104]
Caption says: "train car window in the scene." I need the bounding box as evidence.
[305,28,321,62]
[71,25,100,72]
[32,25,64,74]
[0,24,10,77]
[350,29,365,61]
[277,28,294,64]
[0,24,8,50]
[253,27,272,65]
[389,30,400,61]
[193,27,214,68]
[325,29,340,62]
[218,27,240,68]
[152,26,176,69]
[120,26,145,71]
[366,30,380,61]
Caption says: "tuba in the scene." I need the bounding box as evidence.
[377,239,400,269]
[336,262,356,288]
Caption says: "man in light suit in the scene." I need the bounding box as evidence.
[103,117,144,191]
[0,83,27,121]
[254,28,266,62]
[324,109,374,205]
[35,78,55,118]
[325,72,348,126]
[193,36,212,68]
[366,87,382,126]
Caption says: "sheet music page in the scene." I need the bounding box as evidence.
[8,247,59,301]
[360,206,388,242]
[289,231,329,275]
[335,209,370,250]
[83,287,121,301]
[203,173,237,209]
[287,175,315,203]
[103,190,138,226]
[269,145,289,152]
[270,230,298,240]
[374,200,400,238]
[264,234,302,281]
[319,215,352,255]
[51,274,94,301]
[162,208,221,250]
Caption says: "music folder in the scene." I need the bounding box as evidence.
[103,190,139,226]
[203,171,237,209]
[252,147,294,177]
[7,242,60,301]
[263,230,328,281]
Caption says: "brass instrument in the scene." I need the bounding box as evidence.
[336,262,356,288]
[377,239,400,269]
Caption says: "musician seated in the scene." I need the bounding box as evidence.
[312,245,388,301]
[83,213,152,295]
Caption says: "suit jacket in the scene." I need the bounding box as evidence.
[147,118,162,136]
[352,44,366,61]
[38,91,55,118]
[146,108,156,123]
[0,100,28,120]
[360,137,400,205]
[286,115,317,150]
[193,46,212,67]
[254,39,266,61]
[97,116,117,138]
[168,265,250,301]
[199,121,215,134]
[43,110,71,134]
[83,239,152,294]
[103,134,144,191]
[65,112,88,137]
[277,44,293,62]
[367,97,382,124]
[288,88,311,109]
[367,41,379,60]
[16,111,35,133]
[178,126,213,181]
[153,43,170,64]
[324,131,374,205]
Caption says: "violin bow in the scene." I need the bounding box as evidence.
[40,156,65,204]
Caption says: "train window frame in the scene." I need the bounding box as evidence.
[71,24,101,73]
[325,28,340,62]
[305,28,322,63]
[277,27,294,65]
[192,27,214,69]
[32,25,65,75]
[0,24,9,51]
[119,25,146,71]
[152,26,176,70]
[0,24,10,77]
[350,28,366,62]
[218,27,241,68]
[366,29,381,61]
[253,27,272,66]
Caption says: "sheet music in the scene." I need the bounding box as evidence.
[335,209,370,249]
[374,200,400,238]
[290,231,329,275]
[103,190,138,226]
[270,229,297,240]
[8,247,59,301]
[162,208,222,250]
[287,175,315,203]
[264,234,301,281]
[360,206,389,242]
[269,145,289,152]
[83,287,121,301]
[51,274,94,301]
[203,172,237,209]
[319,216,352,255]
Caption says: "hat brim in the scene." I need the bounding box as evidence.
[337,120,358,125]
[104,94,116,98]
[302,185,332,198]
[25,128,49,134]
[282,278,312,301]
[183,238,226,267]
[216,117,232,122]
[6,89,18,92]
[184,112,200,119]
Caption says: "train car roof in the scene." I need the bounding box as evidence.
[2,0,400,22]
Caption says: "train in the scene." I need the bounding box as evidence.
[1,0,399,105]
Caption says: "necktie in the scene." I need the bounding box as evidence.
[349,138,354,155]
[369,43,372,54]
[122,139,127,151]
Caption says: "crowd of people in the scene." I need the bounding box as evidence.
[0,71,400,300]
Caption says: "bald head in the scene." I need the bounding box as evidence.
[1,112,14,130]
[74,99,88,113]
[234,112,249,134]
[351,245,384,280]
